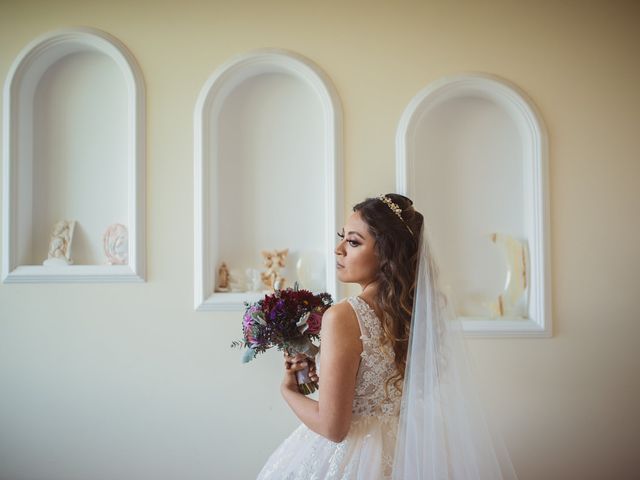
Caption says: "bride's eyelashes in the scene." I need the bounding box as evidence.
[337,231,360,247]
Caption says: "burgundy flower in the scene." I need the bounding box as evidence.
[233,284,333,362]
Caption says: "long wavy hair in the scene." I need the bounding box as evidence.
[353,193,424,392]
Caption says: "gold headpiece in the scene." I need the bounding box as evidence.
[377,194,414,236]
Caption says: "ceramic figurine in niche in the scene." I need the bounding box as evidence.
[103,224,128,265]
[43,220,76,266]
[261,248,288,291]
[215,262,231,292]
[486,233,529,318]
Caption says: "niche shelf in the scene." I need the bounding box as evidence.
[397,73,551,337]
[194,49,343,311]
[2,28,146,283]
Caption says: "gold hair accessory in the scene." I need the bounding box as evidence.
[377,194,414,236]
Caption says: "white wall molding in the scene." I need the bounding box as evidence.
[2,27,146,283]
[194,49,343,310]
[397,73,551,337]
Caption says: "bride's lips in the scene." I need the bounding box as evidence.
[336,262,344,269]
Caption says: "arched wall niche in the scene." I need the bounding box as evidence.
[397,74,551,337]
[2,27,146,283]
[194,49,343,311]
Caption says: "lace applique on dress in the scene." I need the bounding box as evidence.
[346,296,402,418]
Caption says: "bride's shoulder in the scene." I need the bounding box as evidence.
[325,298,356,316]
[320,299,362,348]
[322,298,358,327]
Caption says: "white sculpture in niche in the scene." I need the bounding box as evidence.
[487,233,529,319]
[296,250,325,292]
[228,268,246,292]
[245,268,263,292]
[261,249,288,291]
[103,223,128,265]
[43,220,76,266]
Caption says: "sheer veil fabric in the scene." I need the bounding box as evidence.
[392,224,519,480]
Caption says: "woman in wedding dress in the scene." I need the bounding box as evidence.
[257,194,518,480]
[257,193,422,479]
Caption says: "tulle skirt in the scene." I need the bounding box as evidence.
[257,415,399,480]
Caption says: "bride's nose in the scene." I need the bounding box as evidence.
[335,242,345,256]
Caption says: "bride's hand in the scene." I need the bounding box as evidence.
[281,352,318,392]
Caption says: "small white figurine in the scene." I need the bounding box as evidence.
[43,220,76,266]
[228,269,245,292]
[245,268,263,292]
[103,224,128,265]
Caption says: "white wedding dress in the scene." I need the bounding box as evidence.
[257,295,402,480]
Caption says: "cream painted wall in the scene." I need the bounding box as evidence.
[1,1,639,479]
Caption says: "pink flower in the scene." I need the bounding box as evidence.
[306,312,323,335]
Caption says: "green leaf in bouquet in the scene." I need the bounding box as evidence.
[251,310,267,326]
[287,336,319,358]
[242,347,257,363]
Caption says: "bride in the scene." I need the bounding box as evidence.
[257,194,518,480]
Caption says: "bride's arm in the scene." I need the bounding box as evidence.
[280,302,362,442]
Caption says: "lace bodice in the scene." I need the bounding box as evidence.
[346,296,402,418]
[257,295,402,479]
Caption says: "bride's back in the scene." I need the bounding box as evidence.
[347,295,402,419]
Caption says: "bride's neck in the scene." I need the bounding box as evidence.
[359,280,379,302]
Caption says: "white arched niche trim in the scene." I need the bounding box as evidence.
[397,73,551,337]
[2,27,146,283]
[194,49,343,311]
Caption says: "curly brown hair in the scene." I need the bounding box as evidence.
[352,193,424,392]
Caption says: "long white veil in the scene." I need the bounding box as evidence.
[392,223,519,480]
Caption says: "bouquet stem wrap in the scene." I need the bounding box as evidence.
[295,364,318,395]
[289,337,319,395]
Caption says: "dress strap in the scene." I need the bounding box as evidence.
[346,296,381,342]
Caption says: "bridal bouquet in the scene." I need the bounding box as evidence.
[232,283,333,394]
